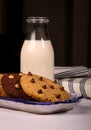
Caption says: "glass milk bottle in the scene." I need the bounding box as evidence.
[20,17,54,80]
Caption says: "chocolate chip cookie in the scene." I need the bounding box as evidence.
[20,72,70,102]
[1,73,33,100]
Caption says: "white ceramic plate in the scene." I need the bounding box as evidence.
[0,93,83,114]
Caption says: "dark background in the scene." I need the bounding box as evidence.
[0,0,91,73]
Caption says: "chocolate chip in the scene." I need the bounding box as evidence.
[30,78,35,83]
[55,94,61,99]
[39,77,43,81]
[28,72,33,76]
[59,87,64,91]
[50,85,54,89]
[42,85,47,89]
[54,80,57,83]
[37,89,43,94]
[61,87,64,91]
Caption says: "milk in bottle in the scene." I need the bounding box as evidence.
[20,17,54,80]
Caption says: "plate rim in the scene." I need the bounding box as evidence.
[0,93,83,105]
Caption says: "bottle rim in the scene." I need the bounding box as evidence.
[26,17,49,23]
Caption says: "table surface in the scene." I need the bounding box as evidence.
[0,98,91,130]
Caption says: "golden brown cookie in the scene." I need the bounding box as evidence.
[20,72,70,102]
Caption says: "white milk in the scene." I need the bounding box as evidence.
[20,40,54,80]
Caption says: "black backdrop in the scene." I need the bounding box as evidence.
[0,0,91,72]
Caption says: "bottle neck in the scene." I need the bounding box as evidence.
[26,22,50,40]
